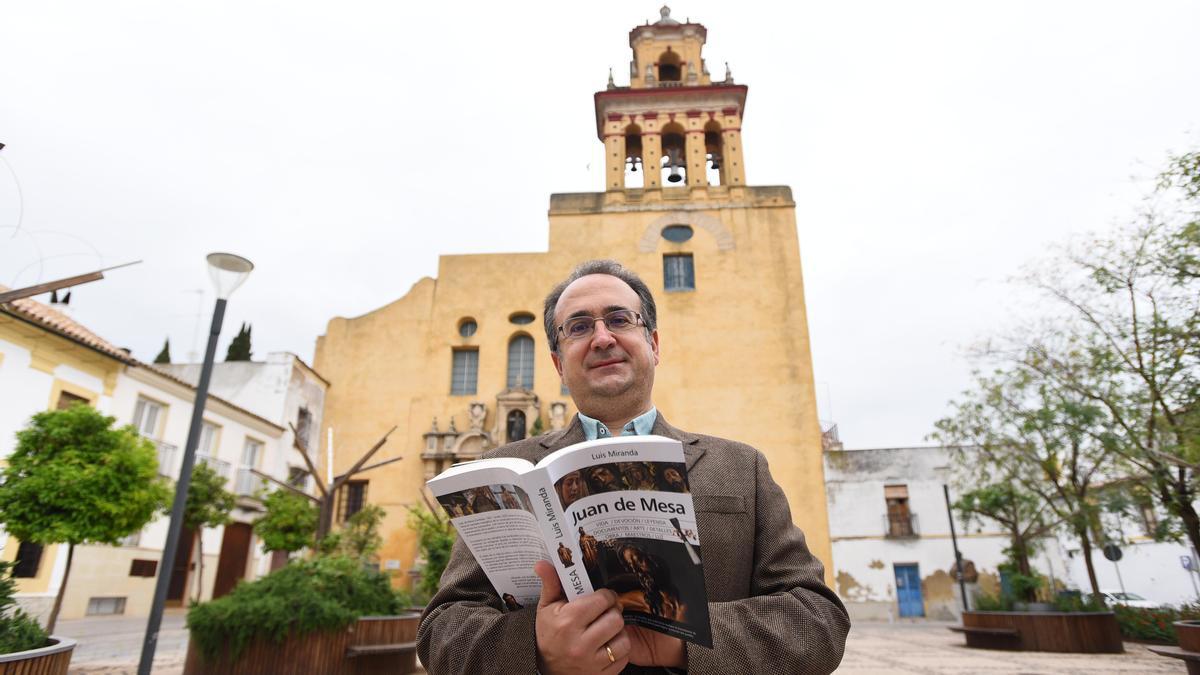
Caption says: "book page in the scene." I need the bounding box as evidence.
[426,459,548,609]
[538,435,713,647]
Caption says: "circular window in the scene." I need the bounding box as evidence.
[662,225,694,243]
[458,319,477,338]
[509,312,535,325]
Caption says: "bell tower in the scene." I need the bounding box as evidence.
[596,6,748,195]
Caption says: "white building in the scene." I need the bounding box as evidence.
[826,445,1200,620]
[160,351,329,502]
[0,293,307,621]
[825,446,1068,621]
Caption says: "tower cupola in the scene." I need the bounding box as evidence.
[595,6,748,193]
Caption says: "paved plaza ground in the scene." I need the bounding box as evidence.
[841,621,1182,674]
[57,614,1185,674]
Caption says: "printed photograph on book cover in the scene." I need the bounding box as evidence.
[554,460,689,509]
[437,483,535,518]
[578,530,711,646]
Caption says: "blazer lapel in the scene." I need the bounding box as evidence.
[650,414,706,471]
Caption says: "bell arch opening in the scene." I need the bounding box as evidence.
[624,124,644,188]
[660,122,687,186]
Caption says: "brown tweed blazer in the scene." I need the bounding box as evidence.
[417,414,850,674]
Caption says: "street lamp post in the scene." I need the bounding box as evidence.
[138,253,253,675]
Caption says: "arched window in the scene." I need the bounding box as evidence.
[507,410,527,442]
[657,49,682,83]
[507,335,535,389]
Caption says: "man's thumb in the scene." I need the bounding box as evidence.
[534,560,565,609]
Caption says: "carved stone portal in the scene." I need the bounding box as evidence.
[493,388,539,445]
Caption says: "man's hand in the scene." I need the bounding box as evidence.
[625,625,686,668]
[534,561,631,674]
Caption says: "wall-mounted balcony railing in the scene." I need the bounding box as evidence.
[196,453,232,481]
[884,513,919,539]
[235,468,266,497]
[154,441,179,479]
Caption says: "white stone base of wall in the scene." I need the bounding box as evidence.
[14,594,55,625]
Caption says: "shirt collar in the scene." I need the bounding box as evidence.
[577,407,658,441]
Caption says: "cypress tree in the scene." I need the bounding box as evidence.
[153,338,171,364]
[225,323,253,361]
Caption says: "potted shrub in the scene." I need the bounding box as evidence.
[184,555,418,674]
[0,561,75,674]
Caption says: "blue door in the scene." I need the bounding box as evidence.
[895,563,924,617]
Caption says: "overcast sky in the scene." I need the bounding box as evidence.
[2,1,1198,448]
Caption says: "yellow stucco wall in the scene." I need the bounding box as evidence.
[314,186,834,586]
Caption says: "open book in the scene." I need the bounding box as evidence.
[427,434,712,647]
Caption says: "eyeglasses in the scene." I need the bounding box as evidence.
[556,310,644,345]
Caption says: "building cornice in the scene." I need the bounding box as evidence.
[126,366,286,437]
[593,85,748,138]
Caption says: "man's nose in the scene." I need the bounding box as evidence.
[590,320,617,348]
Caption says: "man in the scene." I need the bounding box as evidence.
[557,542,575,568]
[500,485,521,510]
[418,260,849,674]
[658,465,688,494]
[619,462,657,491]
[617,543,683,621]
[468,486,500,513]
[587,464,623,493]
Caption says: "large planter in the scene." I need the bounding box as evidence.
[1148,620,1200,673]
[1178,620,1200,651]
[184,613,421,675]
[0,636,76,675]
[958,610,1123,653]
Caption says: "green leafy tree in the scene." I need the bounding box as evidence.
[933,364,1121,596]
[225,323,253,361]
[1007,155,1200,561]
[254,489,318,554]
[0,561,47,654]
[154,337,171,364]
[328,504,386,563]
[407,505,455,600]
[184,462,235,602]
[0,404,171,632]
[954,482,1058,602]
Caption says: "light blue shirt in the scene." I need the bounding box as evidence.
[577,407,658,440]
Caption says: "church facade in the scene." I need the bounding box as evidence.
[314,7,834,585]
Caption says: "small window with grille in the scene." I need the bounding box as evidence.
[451,348,479,395]
[507,336,535,389]
[87,597,127,615]
[340,480,368,522]
[129,559,158,577]
[663,254,695,291]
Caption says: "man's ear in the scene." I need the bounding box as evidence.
[650,330,660,366]
[551,350,564,377]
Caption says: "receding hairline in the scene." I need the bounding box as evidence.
[550,273,644,322]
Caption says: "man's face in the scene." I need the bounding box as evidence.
[551,274,659,415]
[592,467,617,488]
[664,467,684,488]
